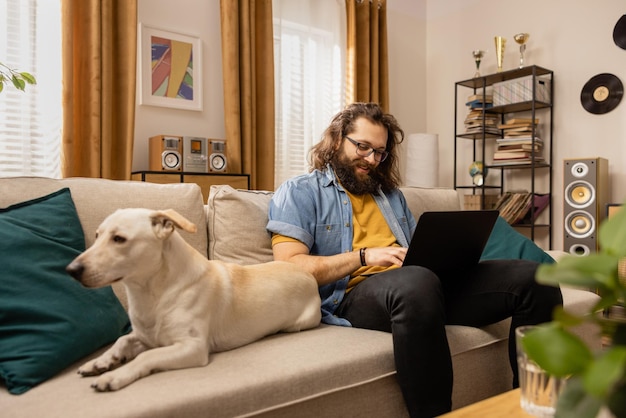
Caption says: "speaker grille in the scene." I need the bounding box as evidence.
[563,158,609,255]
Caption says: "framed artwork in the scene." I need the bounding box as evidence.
[139,23,203,111]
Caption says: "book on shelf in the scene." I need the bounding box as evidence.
[466,100,494,109]
[502,118,539,125]
[496,136,543,145]
[518,193,550,224]
[495,192,549,225]
[496,192,533,224]
[497,143,542,152]
[467,93,493,102]
[494,150,543,160]
[491,157,545,166]
[498,122,537,129]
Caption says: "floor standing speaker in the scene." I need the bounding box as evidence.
[563,157,609,255]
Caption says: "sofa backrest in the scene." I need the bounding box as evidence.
[206,185,461,265]
[0,176,208,255]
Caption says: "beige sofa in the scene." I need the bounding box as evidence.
[0,177,601,418]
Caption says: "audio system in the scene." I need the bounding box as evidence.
[149,135,183,171]
[208,139,227,172]
[183,136,209,173]
[563,157,609,255]
[148,135,227,173]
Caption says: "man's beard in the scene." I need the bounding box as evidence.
[331,150,382,195]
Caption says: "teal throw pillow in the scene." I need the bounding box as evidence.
[481,216,555,264]
[0,188,130,395]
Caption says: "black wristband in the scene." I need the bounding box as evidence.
[360,247,367,266]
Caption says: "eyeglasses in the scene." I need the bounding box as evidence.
[344,136,389,162]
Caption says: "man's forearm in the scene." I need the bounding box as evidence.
[285,251,361,286]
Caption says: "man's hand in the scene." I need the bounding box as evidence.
[362,246,407,267]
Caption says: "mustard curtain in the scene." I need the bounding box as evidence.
[346,0,389,111]
[61,0,137,180]
[220,0,275,191]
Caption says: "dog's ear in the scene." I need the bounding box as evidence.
[151,210,198,239]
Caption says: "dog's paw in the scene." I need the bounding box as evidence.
[90,370,135,392]
[78,356,123,377]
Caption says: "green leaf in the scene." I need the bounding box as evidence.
[606,379,626,417]
[599,202,626,254]
[522,325,593,377]
[582,346,626,398]
[11,75,25,91]
[536,253,619,291]
[555,378,602,418]
[19,72,36,85]
[552,306,586,327]
[0,82,3,94]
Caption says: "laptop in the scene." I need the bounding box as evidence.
[402,210,499,275]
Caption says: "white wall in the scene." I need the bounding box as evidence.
[133,0,224,172]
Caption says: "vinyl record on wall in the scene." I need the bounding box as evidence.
[613,14,626,50]
[580,73,624,115]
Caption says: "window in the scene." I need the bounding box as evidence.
[0,0,62,178]
[273,0,346,188]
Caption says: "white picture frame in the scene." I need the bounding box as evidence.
[138,23,203,111]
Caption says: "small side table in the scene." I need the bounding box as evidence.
[438,389,530,417]
[131,171,250,203]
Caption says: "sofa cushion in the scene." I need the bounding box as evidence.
[481,216,554,263]
[207,185,275,264]
[0,188,130,394]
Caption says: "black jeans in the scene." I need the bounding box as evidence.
[335,260,563,418]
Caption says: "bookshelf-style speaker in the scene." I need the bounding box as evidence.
[563,157,609,255]
[149,135,183,171]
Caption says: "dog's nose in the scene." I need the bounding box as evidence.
[66,261,85,280]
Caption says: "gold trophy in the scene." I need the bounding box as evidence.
[472,50,485,78]
[494,36,506,72]
[514,33,529,68]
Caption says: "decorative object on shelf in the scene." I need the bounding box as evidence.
[613,14,626,50]
[522,202,626,418]
[468,161,487,186]
[138,23,203,111]
[494,36,506,72]
[472,50,486,78]
[580,73,624,115]
[513,33,530,68]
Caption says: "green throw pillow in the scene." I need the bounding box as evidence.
[481,216,554,264]
[0,188,130,395]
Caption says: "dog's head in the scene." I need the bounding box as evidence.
[66,208,197,288]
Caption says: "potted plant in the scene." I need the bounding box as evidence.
[522,203,626,418]
[0,61,36,93]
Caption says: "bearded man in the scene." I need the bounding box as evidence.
[266,102,562,418]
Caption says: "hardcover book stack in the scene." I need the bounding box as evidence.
[493,118,544,165]
[463,94,500,135]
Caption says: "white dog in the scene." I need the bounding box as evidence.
[66,208,321,391]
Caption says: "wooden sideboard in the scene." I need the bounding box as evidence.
[131,171,250,203]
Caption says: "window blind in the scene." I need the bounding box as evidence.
[273,0,346,189]
[0,0,61,178]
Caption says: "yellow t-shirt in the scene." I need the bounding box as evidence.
[271,190,400,292]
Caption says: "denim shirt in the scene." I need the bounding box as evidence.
[267,166,417,326]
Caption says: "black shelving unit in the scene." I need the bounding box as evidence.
[453,65,553,247]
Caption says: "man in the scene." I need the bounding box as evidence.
[266,102,563,417]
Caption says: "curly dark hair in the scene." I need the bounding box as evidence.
[309,102,405,191]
